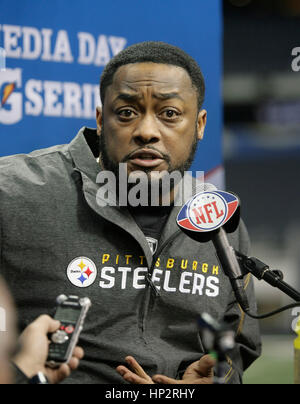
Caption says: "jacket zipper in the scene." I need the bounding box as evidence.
[142,229,183,328]
[146,273,160,297]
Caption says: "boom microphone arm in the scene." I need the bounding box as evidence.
[236,252,300,303]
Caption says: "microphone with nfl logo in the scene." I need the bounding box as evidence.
[177,188,250,313]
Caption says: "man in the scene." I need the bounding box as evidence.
[0,277,84,384]
[0,41,261,384]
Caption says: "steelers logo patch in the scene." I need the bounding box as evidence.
[67,257,97,288]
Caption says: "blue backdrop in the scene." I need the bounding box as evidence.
[0,0,223,183]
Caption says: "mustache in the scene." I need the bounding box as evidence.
[121,147,171,164]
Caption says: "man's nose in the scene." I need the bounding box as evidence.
[132,113,161,144]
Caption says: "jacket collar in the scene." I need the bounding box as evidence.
[69,127,101,179]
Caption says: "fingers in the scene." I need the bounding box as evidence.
[201,354,216,366]
[48,347,84,384]
[29,315,60,334]
[67,357,80,371]
[153,355,216,385]
[198,354,216,377]
[67,347,84,369]
[153,374,213,385]
[72,346,85,361]
[65,346,84,371]
[183,355,215,380]
[116,357,154,384]
[56,363,71,381]
[125,356,150,380]
[116,366,149,384]
[152,375,181,384]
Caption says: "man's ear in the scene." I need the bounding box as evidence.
[197,109,207,141]
[96,106,103,136]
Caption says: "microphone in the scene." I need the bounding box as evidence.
[213,228,250,312]
[177,185,250,313]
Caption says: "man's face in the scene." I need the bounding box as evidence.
[97,62,207,184]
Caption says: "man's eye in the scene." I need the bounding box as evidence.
[162,110,180,119]
[117,109,135,119]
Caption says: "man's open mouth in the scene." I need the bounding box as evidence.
[129,149,165,168]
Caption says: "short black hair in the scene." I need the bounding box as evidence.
[100,41,205,111]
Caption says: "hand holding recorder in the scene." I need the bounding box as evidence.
[12,314,84,384]
[13,295,90,384]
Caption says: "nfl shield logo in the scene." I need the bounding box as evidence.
[177,191,239,233]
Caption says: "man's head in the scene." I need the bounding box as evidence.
[100,41,206,112]
[96,41,207,201]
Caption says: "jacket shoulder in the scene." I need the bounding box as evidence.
[0,144,72,197]
[0,143,70,168]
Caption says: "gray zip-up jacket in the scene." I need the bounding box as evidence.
[0,127,261,384]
